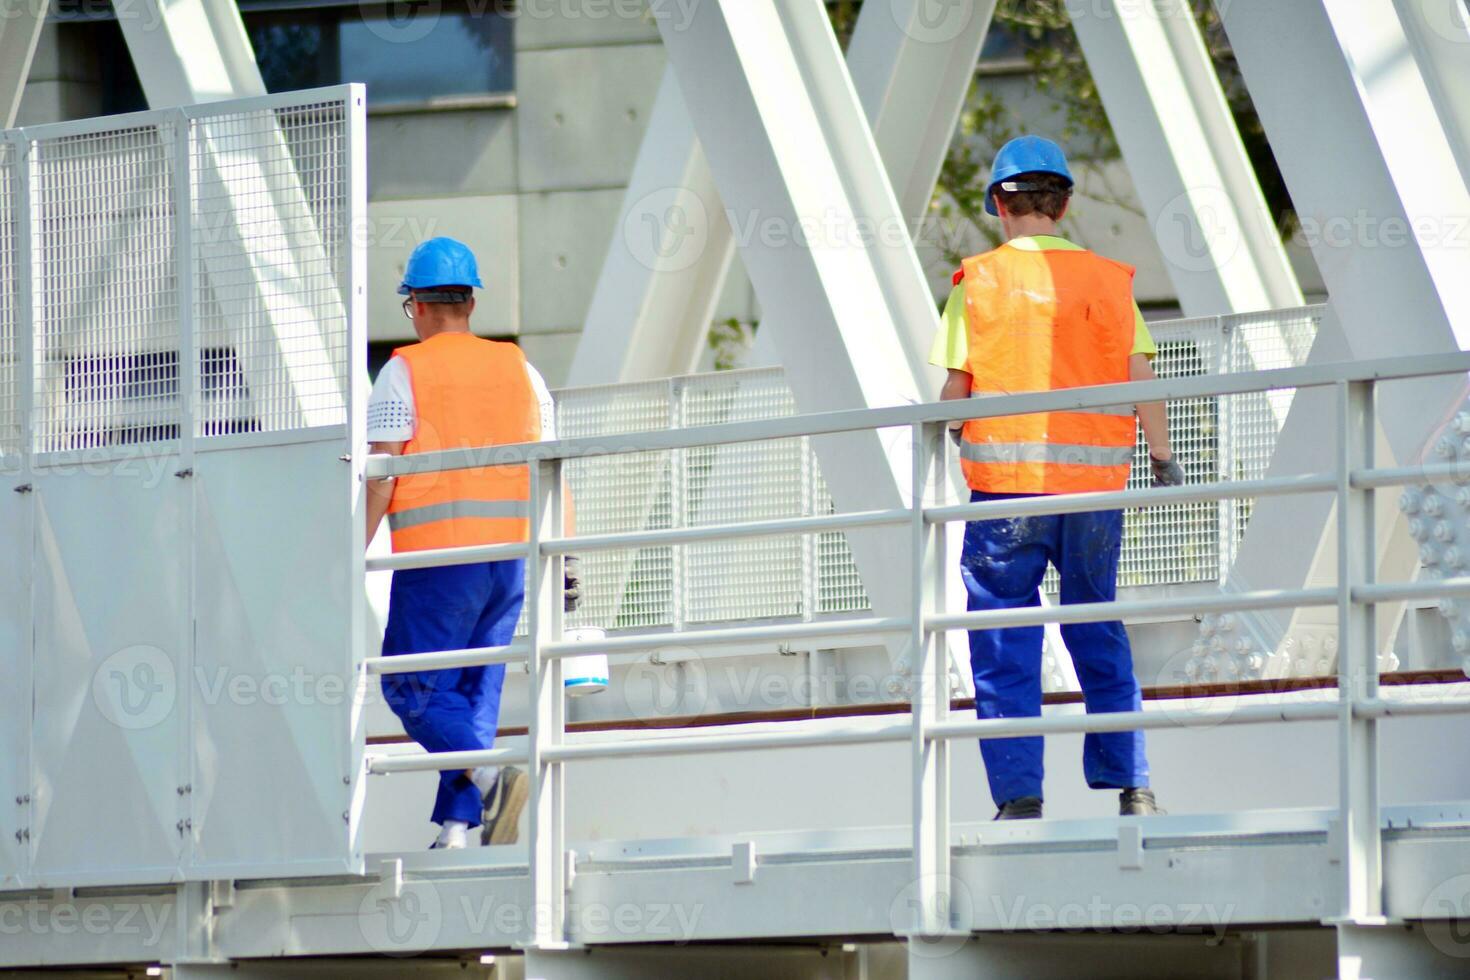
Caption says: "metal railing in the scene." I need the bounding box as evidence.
[361,351,1470,944]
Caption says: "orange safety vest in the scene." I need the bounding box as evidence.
[387,333,541,552]
[958,243,1137,495]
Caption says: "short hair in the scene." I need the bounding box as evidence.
[992,171,1073,221]
[412,287,473,306]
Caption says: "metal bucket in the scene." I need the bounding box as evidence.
[563,626,609,696]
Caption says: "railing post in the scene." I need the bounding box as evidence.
[911,420,951,936]
[526,454,568,949]
[1335,379,1382,923]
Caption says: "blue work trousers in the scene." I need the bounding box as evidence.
[381,559,525,827]
[961,491,1148,806]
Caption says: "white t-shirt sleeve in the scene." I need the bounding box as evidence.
[366,351,557,443]
[366,355,415,443]
[524,361,557,442]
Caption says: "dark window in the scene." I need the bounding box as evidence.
[247,1,515,106]
[55,0,514,117]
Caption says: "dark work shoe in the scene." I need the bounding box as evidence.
[480,766,529,845]
[994,796,1043,820]
[1119,787,1163,816]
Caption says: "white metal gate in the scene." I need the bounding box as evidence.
[0,87,365,888]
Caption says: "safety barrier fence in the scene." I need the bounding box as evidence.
[543,306,1324,639]
[362,351,1470,944]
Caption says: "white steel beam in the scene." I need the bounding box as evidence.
[1212,0,1470,665]
[652,0,932,664]
[0,0,44,129]
[847,0,997,252]
[567,70,733,385]
[572,0,991,387]
[117,0,266,106]
[118,4,346,430]
[1066,0,1302,429]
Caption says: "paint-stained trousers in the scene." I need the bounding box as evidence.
[961,491,1149,806]
[381,559,526,827]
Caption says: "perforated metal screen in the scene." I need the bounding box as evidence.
[0,140,16,457]
[7,93,353,457]
[194,101,351,438]
[554,306,1322,628]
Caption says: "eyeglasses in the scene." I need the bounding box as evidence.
[401,297,415,321]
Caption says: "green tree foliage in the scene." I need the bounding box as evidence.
[921,1,1292,266]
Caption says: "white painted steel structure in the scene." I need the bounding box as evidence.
[6,345,1470,974]
[0,85,367,889]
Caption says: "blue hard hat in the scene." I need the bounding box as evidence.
[398,236,484,295]
[985,135,1074,216]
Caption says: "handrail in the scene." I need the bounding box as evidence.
[358,355,1470,943]
[364,350,1470,478]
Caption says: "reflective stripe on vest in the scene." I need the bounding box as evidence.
[388,498,532,532]
[958,243,1138,495]
[386,333,540,553]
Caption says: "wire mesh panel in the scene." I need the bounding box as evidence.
[681,371,805,623]
[0,141,17,457]
[31,124,179,452]
[553,306,1325,627]
[1112,320,1224,589]
[558,380,675,630]
[193,100,350,437]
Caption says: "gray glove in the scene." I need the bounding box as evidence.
[948,425,963,448]
[564,555,582,613]
[1150,453,1185,488]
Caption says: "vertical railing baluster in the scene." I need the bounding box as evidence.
[910,420,949,935]
[1335,378,1382,922]
[527,454,567,948]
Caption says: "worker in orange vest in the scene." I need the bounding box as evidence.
[365,237,580,849]
[932,137,1182,820]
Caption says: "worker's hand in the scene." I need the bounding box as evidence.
[564,555,582,613]
[1150,452,1184,488]
[948,424,963,448]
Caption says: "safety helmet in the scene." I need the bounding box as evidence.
[984,135,1074,216]
[397,236,484,296]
